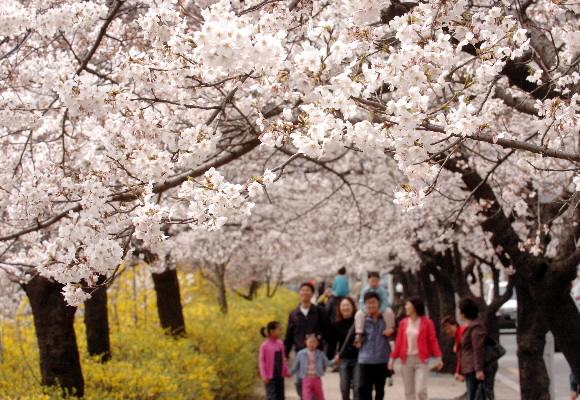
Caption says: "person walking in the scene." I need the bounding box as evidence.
[334,297,359,400]
[458,298,490,400]
[291,335,329,400]
[325,267,350,360]
[389,296,443,400]
[357,292,391,400]
[441,315,467,383]
[285,282,328,398]
[259,321,289,400]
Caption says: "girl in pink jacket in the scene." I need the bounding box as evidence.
[259,321,289,400]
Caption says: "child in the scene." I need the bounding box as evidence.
[259,321,289,400]
[291,334,328,400]
[354,271,395,347]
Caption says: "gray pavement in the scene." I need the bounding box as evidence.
[499,332,572,400]
[256,364,519,400]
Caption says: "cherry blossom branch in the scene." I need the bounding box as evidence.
[0,139,261,242]
[75,0,124,75]
[238,0,283,15]
[422,123,580,163]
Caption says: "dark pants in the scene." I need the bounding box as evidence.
[339,359,359,400]
[466,364,497,400]
[265,377,285,400]
[572,372,579,394]
[358,363,387,400]
[295,377,303,399]
[465,373,480,400]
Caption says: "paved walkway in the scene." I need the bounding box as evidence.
[257,369,519,399]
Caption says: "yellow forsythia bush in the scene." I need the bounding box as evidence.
[0,268,297,399]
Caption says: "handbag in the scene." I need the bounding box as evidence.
[474,383,492,400]
[484,336,506,366]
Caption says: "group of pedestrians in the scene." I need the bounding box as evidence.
[259,268,501,400]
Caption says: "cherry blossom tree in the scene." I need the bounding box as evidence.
[1,0,579,396]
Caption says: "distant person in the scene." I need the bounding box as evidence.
[333,267,350,297]
[459,298,493,400]
[357,292,391,400]
[285,282,327,398]
[317,287,332,306]
[389,297,443,400]
[333,297,360,400]
[441,315,467,382]
[317,281,327,299]
[392,292,405,320]
[355,272,394,346]
[259,321,289,400]
[291,334,329,400]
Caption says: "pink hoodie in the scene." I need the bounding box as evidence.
[259,338,289,379]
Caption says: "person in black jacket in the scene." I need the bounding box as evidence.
[334,296,359,400]
[284,282,328,399]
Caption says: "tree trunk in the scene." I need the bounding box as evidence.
[436,273,458,374]
[152,268,186,336]
[232,280,261,300]
[248,279,260,300]
[23,276,84,397]
[217,274,228,314]
[84,285,111,362]
[516,280,550,400]
[544,262,580,381]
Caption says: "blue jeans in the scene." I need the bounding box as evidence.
[339,358,359,400]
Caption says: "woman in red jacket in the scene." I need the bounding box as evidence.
[388,297,443,400]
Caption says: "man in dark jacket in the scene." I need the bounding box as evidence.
[285,282,328,398]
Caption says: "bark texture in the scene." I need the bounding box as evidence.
[84,285,111,362]
[24,276,84,397]
[152,268,186,336]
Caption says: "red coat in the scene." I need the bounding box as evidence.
[455,325,468,374]
[391,316,442,364]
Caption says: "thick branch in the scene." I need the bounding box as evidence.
[493,86,539,116]
[423,123,580,163]
[443,155,534,270]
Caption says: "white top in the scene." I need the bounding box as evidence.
[300,305,310,317]
[406,317,421,356]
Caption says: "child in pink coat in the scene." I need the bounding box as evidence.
[259,321,289,400]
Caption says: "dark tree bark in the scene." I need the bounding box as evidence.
[203,263,229,314]
[232,279,261,300]
[23,276,84,397]
[435,271,458,374]
[516,278,551,400]
[216,271,228,314]
[152,268,186,336]
[84,284,111,362]
[416,255,457,374]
